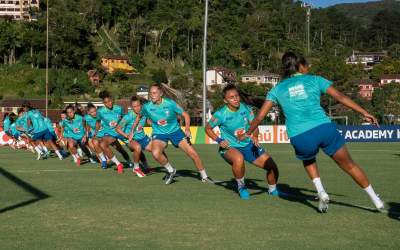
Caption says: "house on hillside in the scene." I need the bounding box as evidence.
[357,80,377,100]
[241,71,280,87]
[0,0,39,21]
[101,55,136,74]
[346,51,387,70]
[136,86,149,100]
[380,74,400,86]
[206,67,236,90]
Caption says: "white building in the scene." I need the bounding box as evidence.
[241,72,281,87]
[136,86,149,100]
[0,0,39,21]
[206,67,236,89]
[346,51,386,70]
[380,74,400,86]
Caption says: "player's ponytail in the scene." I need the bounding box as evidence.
[281,52,300,79]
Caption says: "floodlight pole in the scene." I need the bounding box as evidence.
[45,0,49,117]
[202,0,209,127]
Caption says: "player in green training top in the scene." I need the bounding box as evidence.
[240,52,384,212]
[96,90,132,173]
[205,84,281,200]
[138,83,214,185]
[85,103,107,165]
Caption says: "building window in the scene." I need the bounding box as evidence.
[245,78,249,81]
[211,80,215,84]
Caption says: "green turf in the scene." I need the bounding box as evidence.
[1,143,399,249]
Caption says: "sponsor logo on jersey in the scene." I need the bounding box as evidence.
[157,119,167,126]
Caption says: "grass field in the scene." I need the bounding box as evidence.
[1,143,399,249]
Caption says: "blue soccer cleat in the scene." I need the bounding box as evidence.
[238,187,250,200]
[101,161,107,169]
[269,189,287,197]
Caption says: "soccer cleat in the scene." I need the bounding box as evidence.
[128,162,134,168]
[76,158,81,166]
[36,152,43,160]
[133,167,146,178]
[117,163,124,174]
[89,158,97,164]
[372,195,385,211]
[317,191,330,213]
[238,187,250,200]
[164,169,177,185]
[201,177,215,184]
[101,161,107,169]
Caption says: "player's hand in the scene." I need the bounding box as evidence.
[128,134,134,142]
[185,128,191,138]
[237,133,248,141]
[219,139,229,149]
[82,136,87,143]
[251,136,260,147]
[363,113,379,127]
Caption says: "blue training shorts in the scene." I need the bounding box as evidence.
[290,122,345,161]
[152,129,185,148]
[32,129,52,141]
[219,141,266,164]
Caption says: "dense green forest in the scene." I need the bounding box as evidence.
[0,0,399,123]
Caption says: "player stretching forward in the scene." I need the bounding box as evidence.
[205,84,281,200]
[59,105,93,166]
[85,103,107,165]
[115,96,151,177]
[139,83,214,184]
[96,90,132,173]
[22,102,63,160]
[240,52,384,212]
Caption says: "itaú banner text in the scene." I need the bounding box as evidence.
[337,125,400,142]
[205,125,290,144]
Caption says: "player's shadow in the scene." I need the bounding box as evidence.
[0,167,50,214]
[394,153,400,158]
[387,202,400,221]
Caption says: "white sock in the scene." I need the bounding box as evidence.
[133,162,140,169]
[199,169,208,179]
[98,152,107,162]
[72,154,78,163]
[77,148,83,157]
[55,150,63,160]
[163,162,175,173]
[364,185,381,203]
[268,184,277,193]
[312,177,326,194]
[236,177,245,189]
[34,146,42,155]
[111,156,121,165]
[42,146,49,153]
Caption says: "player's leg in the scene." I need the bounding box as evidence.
[331,145,384,209]
[67,138,81,166]
[100,136,124,173]
[91,137,107,166]
[252,153,281,196]
[151,139,176,184]
[43,131,63,160]
[222,148,249,200]
[178,138,213,183]
[127,140,146,177]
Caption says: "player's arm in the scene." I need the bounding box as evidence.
[126,115,142,142]
[116,120,129,140]
[326,86,378,125]
[240,100,274,141]
[82,120,87,143]
[205,122,229,149]
[181,111,192,137]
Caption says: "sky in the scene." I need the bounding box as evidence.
[303,0,380,8]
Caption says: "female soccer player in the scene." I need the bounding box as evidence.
[22,102,63,160]
[239,52,384,212]
[85,103,107,165]
[59,105,92,166]
[205,84,281,200]
[139,83,214,184]
[96,90,132,173]
[115,96,152,177]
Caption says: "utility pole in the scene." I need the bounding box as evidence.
[45,0,49,117]
[202,0,209,127]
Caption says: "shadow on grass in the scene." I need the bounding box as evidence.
[387,202,400,221]
[394,154,400,158]
[213,178,380,213]
[0,167,50,214]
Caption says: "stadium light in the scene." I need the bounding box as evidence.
[202,0,209,127]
